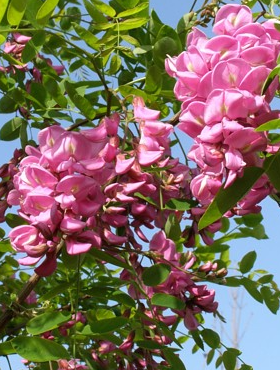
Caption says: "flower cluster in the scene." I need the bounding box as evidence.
[166,4,279,215]
[121,230,218,330]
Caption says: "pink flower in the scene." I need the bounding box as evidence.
[213,4,253,36]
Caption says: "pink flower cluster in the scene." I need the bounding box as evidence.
[6,97,189,276]
[121,230,218,331]
[166,4,279,214]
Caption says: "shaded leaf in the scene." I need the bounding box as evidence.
[11,337,70,362]
[239,251,257,274]
[241,278,263,303]
[165,213,181,241]
[162,348,186,370]
[142,263,171,286]
[201,329,220,349]
[0,117,25,140]
[151,293,185,310]
[222,350,238,370]
[260,286,279,314]
[264,151,280,193]
[89,317,128,333]
[27,311,71,335]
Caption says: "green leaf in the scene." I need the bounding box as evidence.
[7,0,27,25]
[151,293,185,310]
[116,17,148,31]
[225,277,242,287]
[21,31,46,63]
[142,263,171,287]
[43,76,68,108]
[207,348,215,365]
[264,151,280,193]
[0,240,13,253]
[109,55,122,75]
[255,118,280,132]
[241,278,263,303]
[84,0,107,23]
[165,213,181,241]
[27,311,72,335]
[162,348,186,370]
[262,64,280,94]
[0,117,26,141]
[90,317,128,334]
[134,45,153,54]
[0,341,16,355]
[239,224,267,240]
[73,23,99,49]
[239,251,257,274]
[260,286,279,314]
[90,248,131,270]
[92,0,116,17]
[64,81,96,120]
[198,167,264,230]
[0,95,18,114]
[222,350,238,370]
[116,0,140,8]
[153,25,182,68]
[258,274,274,284]
[191,330,204,350]
[11,337,70,362]
[201,329,220,349]
[144,65,162,95]
[0,0,9,23]
[5,213,26,228]
[36,0,59,25]
[110,291,136,307]
[117,2,149,18]
[165,198,194,211]
[240,364,253,370]
[236,213,263,227]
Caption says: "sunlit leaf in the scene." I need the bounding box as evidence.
[7,0,27,25]
[0,0,9,23]
[198,167,264,230]
[117,2,149,18]
[36,0,59,25]
[255,118,280,132]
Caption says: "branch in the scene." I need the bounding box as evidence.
[0,273,41,334]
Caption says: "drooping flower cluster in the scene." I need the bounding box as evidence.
[4,95,219,334]
[166,4,279,215]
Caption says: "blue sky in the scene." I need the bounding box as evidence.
[1,0,280,369]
